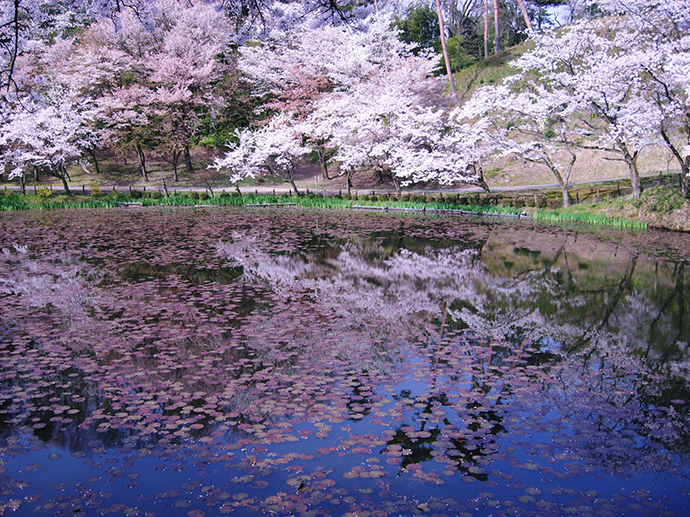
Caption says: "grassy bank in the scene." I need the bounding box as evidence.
[3,186,673,231]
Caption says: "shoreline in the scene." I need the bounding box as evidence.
[2,176,688,232]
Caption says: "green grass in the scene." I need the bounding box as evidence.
[533,208,648,230]
[0,191,521,215]
[0,189,662,231]
[452,43,530,103]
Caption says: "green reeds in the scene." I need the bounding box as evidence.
[533,209,648,229]
[0,190,649,231]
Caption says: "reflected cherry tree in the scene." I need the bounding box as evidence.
[0,208,689,516]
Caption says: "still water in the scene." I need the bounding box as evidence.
[1,206,689,516]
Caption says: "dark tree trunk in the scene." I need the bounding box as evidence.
[184,146,193,173]
[660,126,690,198]
[87,148,101,175]
[172,149,182,182]
[288,163,300,196]
[391,174,402,196]
[20,172,25,195]
[136,143,148,182]
[57,164,71,197]
[376,167,385,185]
[472,165,492,194]
[317,146,330,180]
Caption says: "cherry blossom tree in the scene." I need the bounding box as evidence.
[145,0,236,179]
[0,94,88,196]
[2,0,372,92]
[304,70,439,194]
[513,20,660,198]
[395,115,495,192]
[214,114,310,196]
[232,11,478,193]
[210,128,262,195]
[458,81,580,206]
[62,0,238,182]
[1,0,157,92]
[252,115,311,195]
[239,9,410,96]
[590,0,690,198]
[95,83,156,181]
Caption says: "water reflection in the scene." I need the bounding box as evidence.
[0,208,689,516]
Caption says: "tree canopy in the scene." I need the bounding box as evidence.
[1,0,689,199]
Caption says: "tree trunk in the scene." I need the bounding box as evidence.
[20,171,25,195]
[376,167,385,185]
[184,146,193,173]
[317,146,330,180]
[235,183,243,197]
[660,126,690,198]
[493,0,501,54]
[392,174,402,196]
[172,149,182,182]
[347,171,353,195]
[620,145,642,198]
[289,177,300,196]
[435,0,459,104]
[560,182,571,208]
[516,0,533,32]
[552,144,576,208]
[136,143,148,182]
[472,164,492,193]
[33,164,39,182]
[483,0,490,59]
[57,164,72,197]
[87,148,101,175]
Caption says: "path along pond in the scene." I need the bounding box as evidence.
[1,206,689,517]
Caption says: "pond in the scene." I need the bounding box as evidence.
[1,206,689,517]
